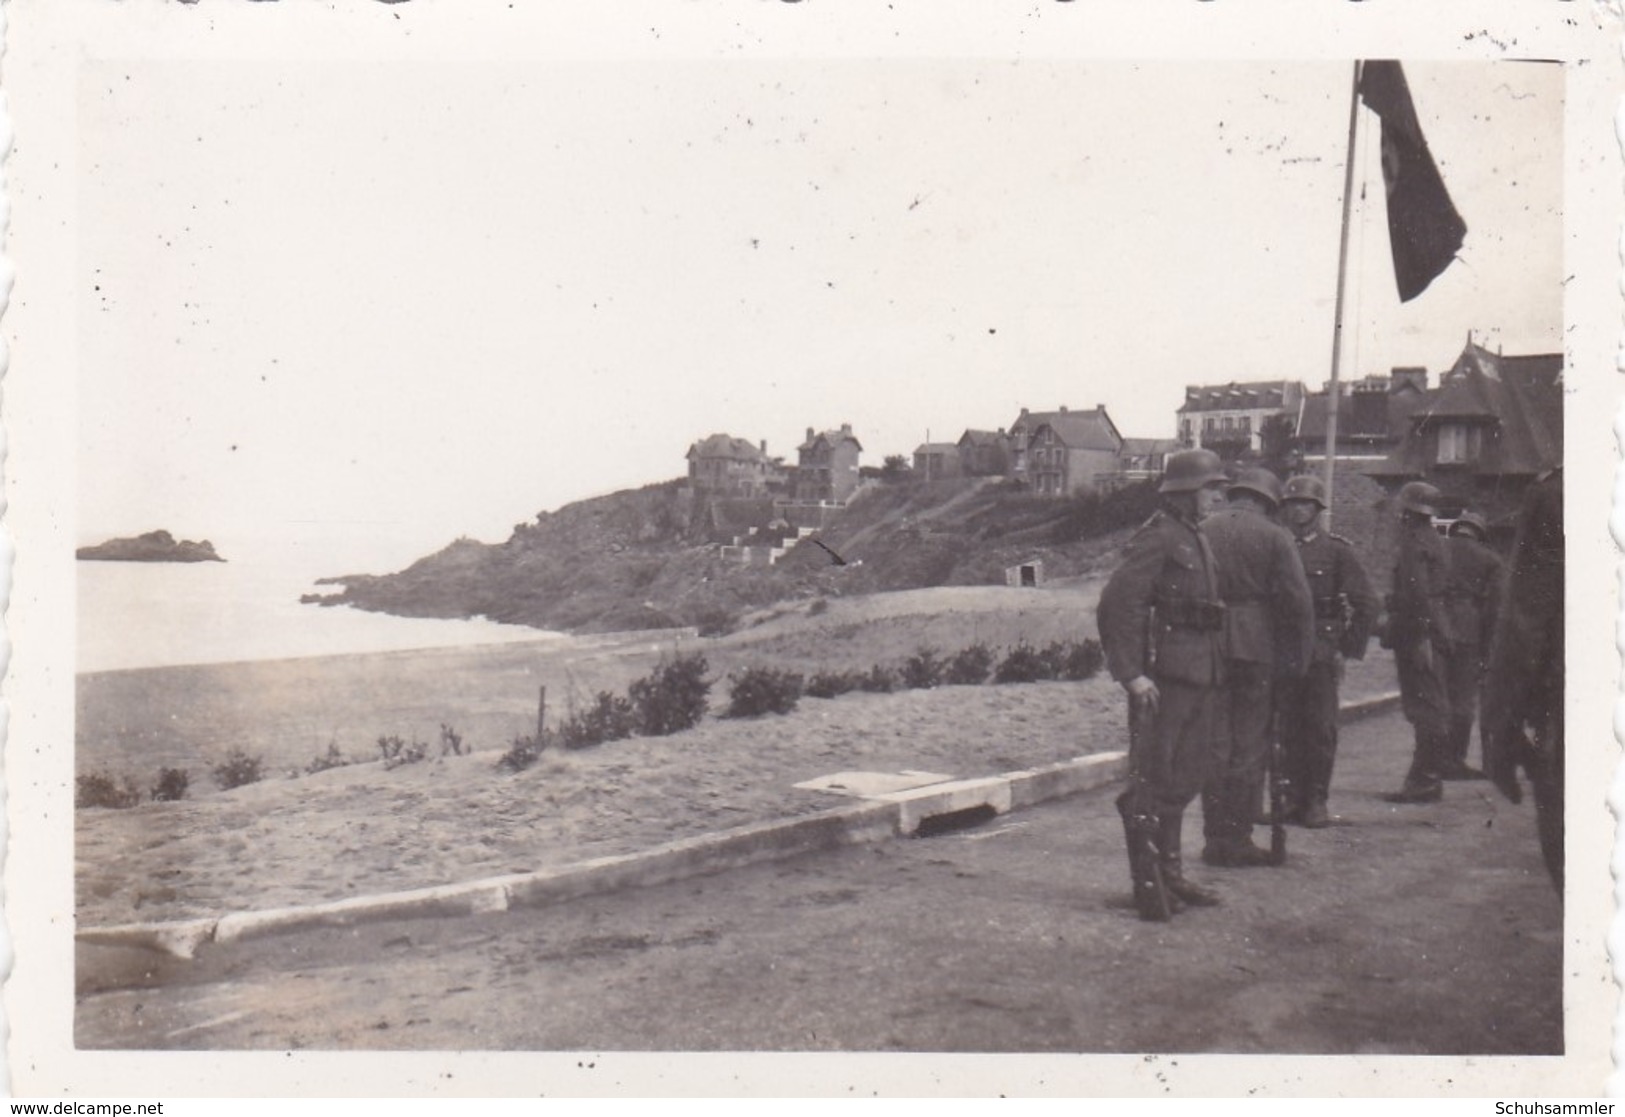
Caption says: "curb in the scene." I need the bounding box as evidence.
[76,691,1403,959]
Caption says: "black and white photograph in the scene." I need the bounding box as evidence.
[4,2,1616,1100]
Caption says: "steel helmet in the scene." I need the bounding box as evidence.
[1397,480,1443,517]
[1228,467,1284,509]
[1451,510,1488,539]
[1158,448,1226,494]
[1281,474,1328,509]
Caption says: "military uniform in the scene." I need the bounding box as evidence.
[1098,504,1226,918]
[1276,528,1377,819]
[1199,504,1313,862]
[1482,469,1563,888]
[1386,514,1454,799]
[1441,531,1505,774]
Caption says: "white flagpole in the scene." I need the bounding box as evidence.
[1322,60,1364,528]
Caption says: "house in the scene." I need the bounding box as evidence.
[1113,437,1183,485]
[956,429,1012,477]
[793,423,864,504]
[1365,341,1562,526]
[1293,368,1432,466]
[1176,380,1307,457]
[1007,405,1124,495]
[912,442,963,481]
[685,433,776,496]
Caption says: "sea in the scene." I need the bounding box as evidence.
[76,556,561,674]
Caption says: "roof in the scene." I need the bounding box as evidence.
[1295,388,1431,442]
[913,442,960,456]
[1365,343,1562,479]
[1010,406,1122,451]
[1118,437,1181,456]
[1177,380,1304,414]
[957,429,1006,447]
[798,427,864,453]
[686,433,767,462]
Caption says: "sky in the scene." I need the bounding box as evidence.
[78,58,1564,578]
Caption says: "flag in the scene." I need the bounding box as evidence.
[1358,60,1468,302]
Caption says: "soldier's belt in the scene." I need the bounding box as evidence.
[1155,597,1226,631]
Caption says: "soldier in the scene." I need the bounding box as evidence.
[1199,467,1314,866]
[1380,480,1453,803]
[1274,474,1378,828]
[1482,468,1563,890]
[1097,448,1229,921]
[1439,510,1504,780]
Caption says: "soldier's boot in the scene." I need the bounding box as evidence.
[1115,790,1173,922]
[1384,736,1444,803]
[1300,796,1331,829]
[1158,813,1221,907]
[1441,718,1485,780]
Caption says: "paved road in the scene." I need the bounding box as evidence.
[76,707,1561,1054]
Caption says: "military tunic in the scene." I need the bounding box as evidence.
[1276,529,1378,811]
[1388,520,1453,788]
[1097,509,1225,816]
[1198,506,1314,849]
[1441,534,1506,769]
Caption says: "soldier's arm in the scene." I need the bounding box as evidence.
[1274,532,1315,677]
[1097,532,1162,684]
[1338,542,1379,659]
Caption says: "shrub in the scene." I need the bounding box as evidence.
[496,732,547,773]
[857,664,897,693]
[805,669,860,699]
[944,642,994,686]
[808,598,829,617]
[899,647,944,690]
[558,690,637,750]
[149,766,190,802]
[439,723,467,757]
[76,772,141,810]
[1055,638,1105,681]
[211,748,266,790]
[304,740,354,775]
[993,642,1047,685]
[376,735,429,770]
[629,653,711,736]
[723,666,804,718]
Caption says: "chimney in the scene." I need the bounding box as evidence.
[806,427,815,442]
[1058,405,1068,413]
[840,422,852,436]
[1019,407,1029,417]
[759,440,767,454]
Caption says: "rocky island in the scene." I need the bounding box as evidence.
[77,530,225,564]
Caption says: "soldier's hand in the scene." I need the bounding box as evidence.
[1125,675,1160,714]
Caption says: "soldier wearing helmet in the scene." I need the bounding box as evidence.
[1097,448,1229,920]
[1197,466,1314,866]
[1439,509,1505,779]
[1380,480,1454,803]
[1274,473,1378,827]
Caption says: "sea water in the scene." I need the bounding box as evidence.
[77,556,558,673]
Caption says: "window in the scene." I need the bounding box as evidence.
[1437,422,1479,464]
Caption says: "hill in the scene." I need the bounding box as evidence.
[309,477,1161,634]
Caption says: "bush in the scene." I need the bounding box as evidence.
[723,666,804,718]
[496,732,548,773]
[211,748,266,790]
[944,642,994,686]
[439,724,467,757]
[304,740,354,775]
[558,690,637,750]
[1054,638,1105,681]
[993,642,1047,685]
[899,647,944,690]
[149,766,190,802]
[630,653,711,736]
[376,735,429,770]
[76,772,141,809]
[808,598,829,617]
[857,664,897,693]
[805,669,860,699]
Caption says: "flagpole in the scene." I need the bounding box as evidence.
[1322,60,1364,527]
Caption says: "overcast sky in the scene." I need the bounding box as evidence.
[78,58,1563,577]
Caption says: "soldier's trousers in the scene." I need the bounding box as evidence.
[1202,659,1272,848]
[1276,657,1340,808]
[1123,677,1216,819]
[1395,638,1451,786]
[1441,639,1483,767]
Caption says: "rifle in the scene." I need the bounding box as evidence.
[1268,708,1288,866]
